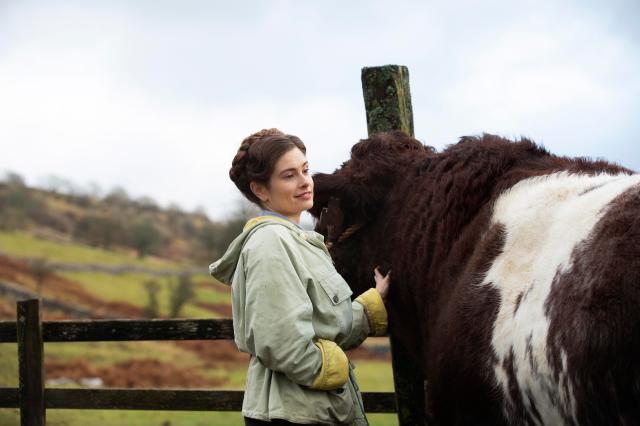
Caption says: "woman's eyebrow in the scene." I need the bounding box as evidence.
[278,162,309,174]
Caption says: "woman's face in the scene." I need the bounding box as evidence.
[250,147,314,223]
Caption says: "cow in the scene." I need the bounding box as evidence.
[308,131,640,425]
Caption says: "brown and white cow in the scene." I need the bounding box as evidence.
[309,131,640,425]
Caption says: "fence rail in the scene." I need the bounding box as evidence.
[0,388,395,412]
[0,318,235,342]
[0,299,396,425]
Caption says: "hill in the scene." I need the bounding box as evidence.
[0,172,250,263]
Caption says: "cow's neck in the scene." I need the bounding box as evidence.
[378,148,529,370]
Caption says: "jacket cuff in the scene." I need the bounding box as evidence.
[355,288,388,337]
[310,339,349,390]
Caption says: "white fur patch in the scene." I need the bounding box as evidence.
[484,172,640,425]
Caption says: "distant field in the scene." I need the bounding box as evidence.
[58,270,228,318]
[0,230,229,319]
[0,231,185,270]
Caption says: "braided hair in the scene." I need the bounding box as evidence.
[229,128,307,206]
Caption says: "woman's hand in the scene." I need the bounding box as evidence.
[374,266,391,301]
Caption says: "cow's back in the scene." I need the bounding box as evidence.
[447,172,640,425]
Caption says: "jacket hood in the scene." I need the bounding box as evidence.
[209,216,304,285]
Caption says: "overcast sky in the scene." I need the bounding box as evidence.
[1,0,639,220]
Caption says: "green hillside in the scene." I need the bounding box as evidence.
[0,175,249,264]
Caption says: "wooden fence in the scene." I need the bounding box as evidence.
[0,299,396,425]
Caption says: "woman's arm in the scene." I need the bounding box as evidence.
[340,267,390,350]
[241,229,348,390]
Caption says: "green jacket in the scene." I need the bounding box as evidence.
[209,215,387,425]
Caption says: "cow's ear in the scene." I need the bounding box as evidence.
[311,132,433,226]
[317,197,344,243]
[310,173,350,241]
[309,172,350,218]
[311,169,382,227]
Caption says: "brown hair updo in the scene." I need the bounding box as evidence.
[229,128,307,206]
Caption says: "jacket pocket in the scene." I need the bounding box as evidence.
[326,382,356,424]
[318,271,353,306]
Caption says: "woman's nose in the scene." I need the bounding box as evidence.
[299,174,311,187]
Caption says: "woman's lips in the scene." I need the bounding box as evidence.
[295,191,312,200]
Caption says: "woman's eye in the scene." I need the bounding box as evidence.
[283,174,293,179]
[303,168,309,175]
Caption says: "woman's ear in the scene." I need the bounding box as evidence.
[250,181,269,203]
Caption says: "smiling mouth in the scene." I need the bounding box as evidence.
[295,191,312,198]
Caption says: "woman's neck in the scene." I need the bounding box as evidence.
[259,209,301,226]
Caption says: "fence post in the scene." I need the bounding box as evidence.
[361,65,427,426]
[361,65,414,136]
[17,299,45,426]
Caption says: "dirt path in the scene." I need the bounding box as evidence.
[46,357,226,388]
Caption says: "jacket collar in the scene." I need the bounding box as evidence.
[210,215,331,286]
[243,214,298,232]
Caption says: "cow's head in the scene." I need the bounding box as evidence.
[309,131,435,295]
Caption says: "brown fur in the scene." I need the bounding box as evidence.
[310,131,633,424]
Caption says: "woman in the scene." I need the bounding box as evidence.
[209,128,390,425]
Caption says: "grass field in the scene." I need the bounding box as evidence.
[0,231,184,271]
[0,343,397,426]
[0,230,230,319]
[0,230,399,425]
[58,271,227,318]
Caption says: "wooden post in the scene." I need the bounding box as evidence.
[361,65,427,426]
[17,299,45,426]
[361,65,414,136]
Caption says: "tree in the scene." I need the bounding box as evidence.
[3,171,25,186]
[29,257,52,297]
[74,214,127,248]
[197,223,220,259]
[129,220,163,258]
[137,196,159,212]
[39,174,73,194]
[104,187,130,206]
[4,182,37,210]
[169,273,195,318]
[166,203,184,228]
[0,178,45,230]
[192,205,208,219]
[144,279,161,318]
[0,206,25,230]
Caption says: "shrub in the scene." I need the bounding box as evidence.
[144,279,161,318]
[28,257,52,296]
[129,220,163,258]
[168,273,195,318]
[74,214,127,248]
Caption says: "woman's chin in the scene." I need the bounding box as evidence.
[301,199,313,211]
[291,198,313,211]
